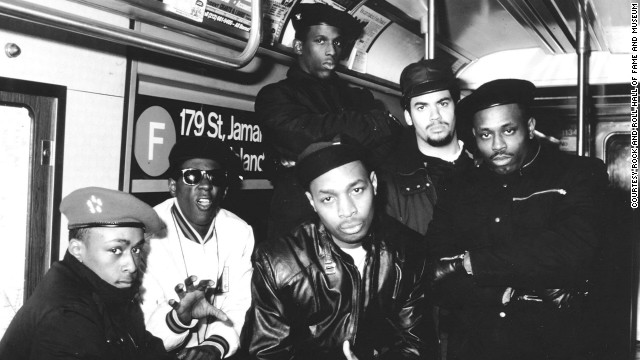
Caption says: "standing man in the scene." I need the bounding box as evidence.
[255,3,401,239]
[427,79,608,359]
[241,135,437,360]
[0,187,220,360]
[140,137,255,360]
[380,59,473,236]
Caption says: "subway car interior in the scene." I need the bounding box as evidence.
[0,0,636,358]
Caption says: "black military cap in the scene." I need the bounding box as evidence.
[457,79,536,121]
[297,134,368,189]
[169,136,242,183]
[61,187,164,233]
[400,58,458,108]
[291,3,365,40]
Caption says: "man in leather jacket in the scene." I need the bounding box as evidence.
[426,79,609,359]
[241,136,437,360]
[380,59,474,236]
[255,3,401,240]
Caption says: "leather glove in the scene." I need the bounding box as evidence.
[430,254,467,284]
[540,288,588,309]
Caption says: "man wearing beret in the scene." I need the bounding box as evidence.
[241,135,437,360]
[0,187,215,359]
[379,59,473,236]
[426,79,608,359]
[255,3,401,240]
[139,136,254,360]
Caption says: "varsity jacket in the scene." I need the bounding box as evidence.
[140,198,254,358]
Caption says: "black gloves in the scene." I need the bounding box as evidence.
[430,254,468,284]
[511,288,589,309]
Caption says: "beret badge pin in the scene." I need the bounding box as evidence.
[86,195,103,214]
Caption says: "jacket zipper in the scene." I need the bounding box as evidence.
[347,260,361,345]
[392,263,402,300]
[512,189,567,201]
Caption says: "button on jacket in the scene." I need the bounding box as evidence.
[426,143,608,359]
[241,214,437,360]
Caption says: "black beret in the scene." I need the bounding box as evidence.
[296,134,367,189]
[169,136,242,182]
[457,79,536,122]
[400,59,457,108]
[61,187,164,233]
[291,3,365,40]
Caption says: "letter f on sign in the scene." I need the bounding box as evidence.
[148,122,166,161]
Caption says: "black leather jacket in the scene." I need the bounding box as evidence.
[241,214,437,360]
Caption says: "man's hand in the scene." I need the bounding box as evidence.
[540,288,587,309]
[169,275,228,325]
[177,345,221,360]
[343,340,359,360]
[430,254,467,284]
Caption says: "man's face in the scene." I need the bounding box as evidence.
[472,103,535,175]
[305,161,376,249]
[295,24,344,80]
[74,227,145,288]
[405,89,457,147]
[170,158,225,229]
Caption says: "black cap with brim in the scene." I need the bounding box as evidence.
[457,79,536,123]
[61,187,164,234]
[291,3,366,41]
[400,59,457,108]
[296,134,367,189]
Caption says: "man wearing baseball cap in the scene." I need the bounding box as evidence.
[380,58,474,236]
[255,2,402,240]
[139,136,254,360]
[426,79,608,359]
[242,135,437,360]
[0,187,184,359]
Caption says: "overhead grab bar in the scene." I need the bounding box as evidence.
[0,0,262,69]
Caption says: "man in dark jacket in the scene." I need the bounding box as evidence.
[255,3,401,239]
[241,136,437,360]
[380,59,473,236]
[427,79,609,360]
[0,187,224,360]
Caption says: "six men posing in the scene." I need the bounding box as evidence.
[0,3,609,360]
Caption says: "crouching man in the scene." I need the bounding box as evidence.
[0,187,223,360]
[241,135,437,360]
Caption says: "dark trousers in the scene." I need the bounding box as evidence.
[445,301,594,360]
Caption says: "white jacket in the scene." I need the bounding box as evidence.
[140,198,254,358]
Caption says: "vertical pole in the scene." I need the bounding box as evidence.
[421,0,435,59]
[576,0,590,156]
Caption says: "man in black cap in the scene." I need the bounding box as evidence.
[255,2,401,240]
[139,137,254,360]
[241,135,437,360]
[425,79,608,359]
[0,187,221,360]
[379,59,473,236]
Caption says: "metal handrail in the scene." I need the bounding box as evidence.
[0,0,261,69]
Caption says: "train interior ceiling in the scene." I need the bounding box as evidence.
[0,0,635,357]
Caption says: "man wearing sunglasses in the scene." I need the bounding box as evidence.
[140,136,255,360]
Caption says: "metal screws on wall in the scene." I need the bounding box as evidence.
[5,43,21,58]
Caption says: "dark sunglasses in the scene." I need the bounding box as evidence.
[178,168,228,186]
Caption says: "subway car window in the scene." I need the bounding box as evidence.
[0,105,30,337]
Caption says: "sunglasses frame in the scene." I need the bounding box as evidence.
[178,168,229,187]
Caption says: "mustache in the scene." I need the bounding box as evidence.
[490,152,513,160]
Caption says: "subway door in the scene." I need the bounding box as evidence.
[0,78,64,337]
